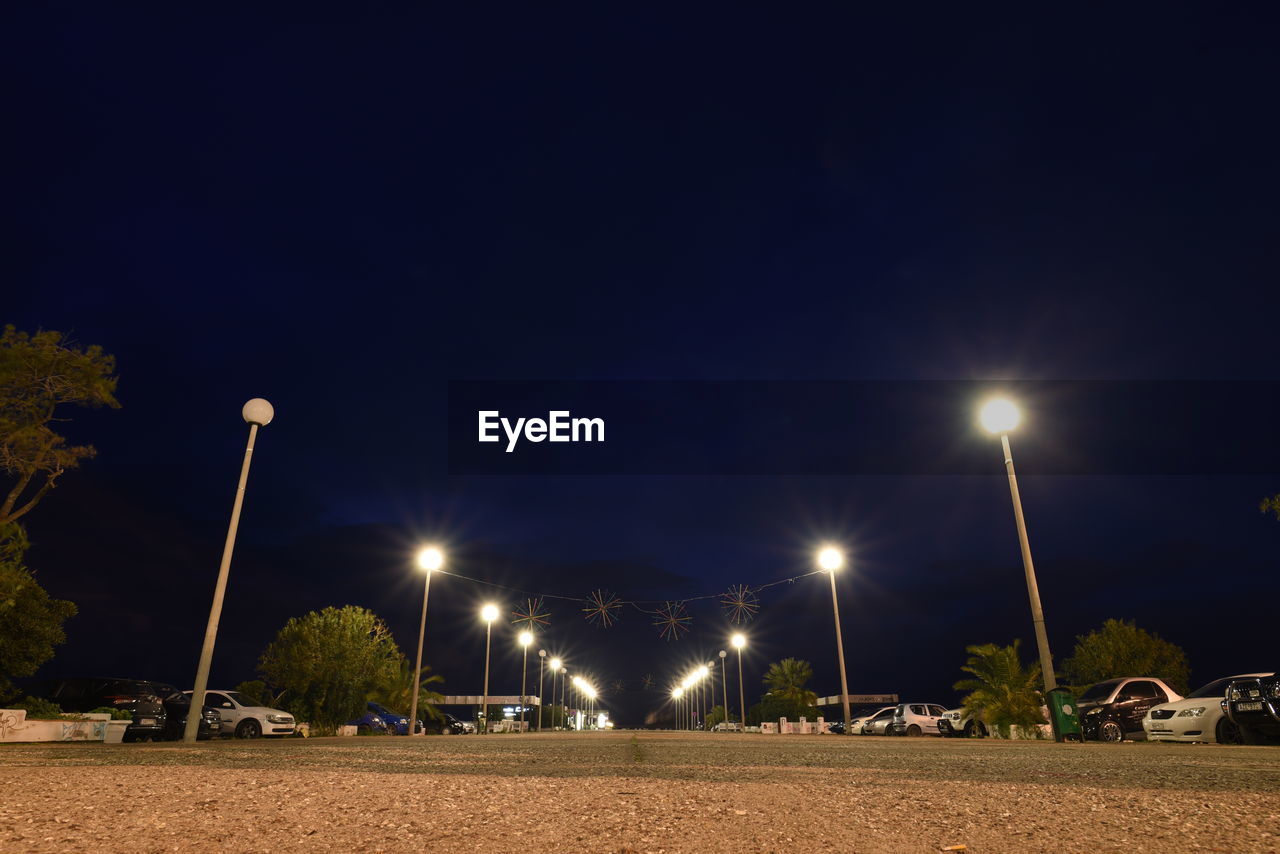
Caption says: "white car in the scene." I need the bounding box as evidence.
[1143,673,1273,744]
[860,706,898,735]
[937,707,988,738]
[890,703,948,736]
[185,689,295,738]
[850,706,897,735]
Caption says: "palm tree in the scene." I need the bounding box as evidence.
[374,658,445,724]
[763,658,818,708]
[953,640,1046,736]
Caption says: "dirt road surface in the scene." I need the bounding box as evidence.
[2,731,1277,852]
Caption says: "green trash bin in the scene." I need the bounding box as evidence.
[1047,688,1081,742]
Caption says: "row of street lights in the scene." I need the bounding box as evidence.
[189,396,1053,740]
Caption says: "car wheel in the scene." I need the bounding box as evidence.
[1098,720,1123,743]
[1215,718,1243,745]
[964,721,986,738]
[906,724,922,737]
[235,719,262,739]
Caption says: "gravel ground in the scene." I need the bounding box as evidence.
[2,732,1278,852]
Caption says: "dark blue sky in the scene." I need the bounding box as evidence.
[6,5,1278,725]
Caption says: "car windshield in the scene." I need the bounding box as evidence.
[1079,681,1121,702]
[224,692,248,706]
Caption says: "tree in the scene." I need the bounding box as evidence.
[952,640,1046,736]
[257,606,404,734]
[0,523,77,699]
[705,704,728,730]
[1261,494,1280,521]
[0,326,120,529]
[763,658,818,707]
[371,658,445,722]
[1062,618,1190,695]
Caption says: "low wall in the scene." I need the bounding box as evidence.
[0,710,109,743]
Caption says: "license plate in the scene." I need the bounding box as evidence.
[139,718,156,726]
[1236,701,1263,712]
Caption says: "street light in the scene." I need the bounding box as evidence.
[697,665,710,731]
[537,649,547,732]
[518,631,533,732]
[550,658,563,730]
[818,545,853,735]
[980,397,1059,714]
[480,603,499,734]
[672,687,683,731]
[732,633,747,730]
[408,545,444,737]
[718,650,728,727]
[185,398,273,743]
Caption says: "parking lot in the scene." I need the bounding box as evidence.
[2,732,1278,852]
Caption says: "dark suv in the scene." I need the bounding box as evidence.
[1078,677,1182,742]
[1222,674,1280,745]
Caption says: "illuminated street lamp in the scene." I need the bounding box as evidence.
[718,650,728,726]
[732,633,747,729]
[697,664,710,731]
[550,658,563,730]
[672,687,683,730]
[480,603,499,734]
[818,546,853,734]
[185,398,273,743]
[537,649,547,733]
[518,631,533,732]
[409,545,444,736]
[979,397,1059,706]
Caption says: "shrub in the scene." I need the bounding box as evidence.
[10,695,63,719]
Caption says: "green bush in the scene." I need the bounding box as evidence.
[11,695,63,719]
[89,706,133,720]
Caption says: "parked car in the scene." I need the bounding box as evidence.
[861,706,898,735]
[1221,673,1280,745]
[28,677,168,742]
[1078,677,1183,742]
[937,707,988,738]
[890,703,948,736]
[186,689,295,738]
[155,685,223,741]
[365,702,420,735]
[850,706,897,735]
[347,708,394,735]
[1143,673,1273,744]
[713,721,743,732]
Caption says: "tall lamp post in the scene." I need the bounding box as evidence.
[732,633,747,729]
[673,687,683,730]
[537,649,547,732]
[518,631,533,732]
[718,650,728,725]
[551,658,563,730]
[818,546,853,735]
[980,398,1059,706]
[185,398,273,743]
[698,665,710,730]
[409,546,443,736]
[480,604,499,734]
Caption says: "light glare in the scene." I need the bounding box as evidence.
[480,603,499,622]
[731,633,746,649]
[518,631,533,647]
[980,397,1021,434]
[417,546,444,571]
[817,546,844,572]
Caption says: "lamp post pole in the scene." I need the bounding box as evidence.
[480,604,498,735]
[409,547,443,737]
[719,650,728,726]
[518,632,532,733]
[818,547,853,735]
[537,649,546,733]
[732,634,747,730]
[980,399,1058,703]
[185,399,273,743]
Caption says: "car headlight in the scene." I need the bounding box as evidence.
[266,714,292,724]
[1226,685,1241,701]
[1176,707,1205,717]
[1085,707,1101,715]
[1269,682,1280,700]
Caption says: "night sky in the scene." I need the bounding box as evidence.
[6,6,1278,726]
